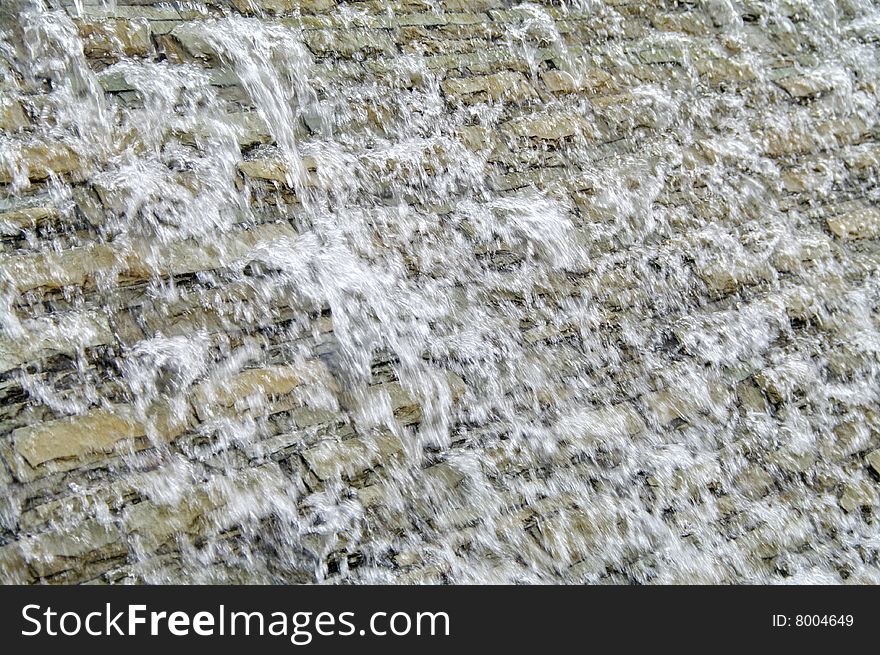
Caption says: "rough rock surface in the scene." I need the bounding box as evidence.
[0,0,879,584]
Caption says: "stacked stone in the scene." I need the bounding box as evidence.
[1,0,879,584]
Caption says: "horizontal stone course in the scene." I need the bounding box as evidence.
[192,360,338,421]
[0,222,296,293]
[1,0,878,585]
[0,309,113,373]
[75,18,153,59]
[11,402,190,469]
[826,203,880,241]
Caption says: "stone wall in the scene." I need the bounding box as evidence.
[1,0,879,583]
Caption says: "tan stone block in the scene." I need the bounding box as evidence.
[239,157,324,189]
[304,29,397,58]
[506,112,595,140]
[0,544,30,584]
[19,409,144,466]
[0,222,296,294]
[823,418,872,462]
[442,71,535,103]
[456,125,491,152]
[123,493,218,552]
[753,360,815,405]
[303,431,405,480]
[564,402,646,445]
[767,448,816,474]
[22,519,126,579]
[444,0,501,10]
[840,480,876,513]
[734,464,774,500]
[0,243,119,293]
[826,205,880,240]
[843,144,880,171]
[696,259,770,296]
[540,68,615,94]
[367,371,465,425]
[75,19,152,58]
[424,460,466,490]
[12,403,188,469]
[232,0,294,14]
[128,222,298,280]
[239,158,293,185]
[533,505,616,567]
[355,482,391,508]
[192,360,337,421]
[736,378,769,414]
[0,309,114,374]
[0,206,56,236]
[775,74,833,99]
[233,0,335,14]
[652,12,714,35]
[643,381,730,425]
[740,513,811,560]
[0,142,82,184]
[763,128,816,157]
[695,57,756,84]
[180,111,272,149]
[0,97,29,132]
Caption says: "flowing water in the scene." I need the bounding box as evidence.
[1,0,879,584]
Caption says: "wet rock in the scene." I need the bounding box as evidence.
[533,503,617,568]
[839,480,876,513]
[0,222,297,294]
[303,29,397,58]
[239,157,294,185]
[365,371,466,426]
[826,204,880,240]
[442,71,536,103]
[735,378,770,414]
[0,242,118,293]
[302,430,405,481]
[635,42,688,65]
[753,360,816,405]
[192,361,338,421]
[0,544,30,584]
[181,111,272,148]
[444,0,502,10]
[12,403,189,469]
[3,0,880,587]
[232,0,336,15]
[456,125,491,151]
[540,68,615,94]
[21,519,126,580]
[734,464,774,500]
[123,493,218,554]
[0,141,82,184]
[0,310,114,373]
[0,205,56,235]
[565,403,646,444]
[820,418,872,463]
[652,11,714,35]
[506,112,595,140]
[0,97,28,131]
[775,73,835,99]
[843,144,880,172]
[424,459,466,490]
[768,447,816,475]
[643,381,730,426]
[75,19,152,58]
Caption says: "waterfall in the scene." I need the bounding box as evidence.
[1,0,879,584]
